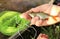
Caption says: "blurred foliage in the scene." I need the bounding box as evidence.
[40,23,60,39]
[15,23,60,39]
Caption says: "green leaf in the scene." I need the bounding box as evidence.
[0,11,30,36]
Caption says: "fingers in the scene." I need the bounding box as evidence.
[42,20,48,26]
[30,16,48,26]
[30,16,40,25]
[37,33,48,39]
[20,13,32,20]
[35,19,48,27]
[30,16,60,26]
[22,4,60,26]
[35,20,43,26]
[20,13,48,26]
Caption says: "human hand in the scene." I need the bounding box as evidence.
[37,33,48,39]
[21,4,60,26]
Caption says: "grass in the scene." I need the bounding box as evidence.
[40,23,60,39]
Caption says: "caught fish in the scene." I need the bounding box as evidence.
[29,12,52,20]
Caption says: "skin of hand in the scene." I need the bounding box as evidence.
[21,4,60,26]
[37,33,48,39]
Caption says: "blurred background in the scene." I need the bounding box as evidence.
[0,0,50,12]
[0,0,51,39]
[1,0,60,39]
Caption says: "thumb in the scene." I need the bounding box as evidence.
[20,13,32,20]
